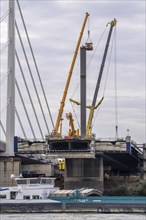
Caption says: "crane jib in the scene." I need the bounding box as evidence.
[54,13,90,135]
[92,21,116,107]
[86,19,117,137]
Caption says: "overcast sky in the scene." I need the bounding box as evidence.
[0,0,145,144]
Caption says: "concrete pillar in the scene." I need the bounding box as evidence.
[6,0,15,156]
[80,47,86,138]
[64,156,103,192]
[0,157,20,187]
[143,143,146,181]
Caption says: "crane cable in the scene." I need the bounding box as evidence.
[70,25,108,126]
[70,101,80,129]
[92,27,117,128]
[70,25,107,100]
[87,25,107,67]
[114,26,118,139]
[85,15,92,44]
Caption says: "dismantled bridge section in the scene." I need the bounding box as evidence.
[49,139,91,151]
[15,136,144,193]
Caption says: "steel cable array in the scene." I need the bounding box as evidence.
[16,0,54,131]
[1,0,55,141]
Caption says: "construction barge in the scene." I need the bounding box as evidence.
[0,176,145,213]
[1,197,146,213]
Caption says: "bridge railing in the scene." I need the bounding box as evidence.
[131,140,143,154]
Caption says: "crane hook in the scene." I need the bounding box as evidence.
[84,18,93,51]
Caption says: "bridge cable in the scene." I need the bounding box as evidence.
[15,51,41,139]
[0,9,10,23]
[0,120,6,136]
[16,0,54,130]
[0,69,10,87]
[0,10,10,139]
[15,22,44,139]
[15,78,36,140]
[15,107,27,139]
[0,40,10,55]
[15,20,48,135]
[0,98,10,116]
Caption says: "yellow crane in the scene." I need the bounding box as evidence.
[66,112,79,137]
[66,112,75,137]
[69,96,104,137]
[53,12,90,136]
[69,19,117,139]
[86,97,104,138]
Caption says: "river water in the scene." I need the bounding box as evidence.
[1,213,146,220]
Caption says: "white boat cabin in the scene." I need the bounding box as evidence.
[0,177,59,200]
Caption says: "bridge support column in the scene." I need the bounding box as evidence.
[143,143,146,181]
[80,46,86,138]
[64,156,103,192]
[6,0,15,156]
[0,157,20,187]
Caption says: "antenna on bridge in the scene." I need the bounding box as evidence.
[6,0,15,156]
[127,129,130,136]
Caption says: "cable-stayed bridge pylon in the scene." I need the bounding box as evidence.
[0,0,54,156]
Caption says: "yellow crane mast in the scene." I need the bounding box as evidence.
[86,97,104,138]
[53,12,90,136]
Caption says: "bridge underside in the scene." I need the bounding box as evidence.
[17,138,142,173]
[99,152,140,174]
[17,154,48,165]
[1,138,143,189]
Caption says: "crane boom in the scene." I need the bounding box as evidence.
[86,19,117,138]
[54,12,90,135]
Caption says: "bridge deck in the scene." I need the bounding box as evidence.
[15,138,143,174]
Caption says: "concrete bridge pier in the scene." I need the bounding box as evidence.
[0,157,20,187]
[64,156,103,192]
